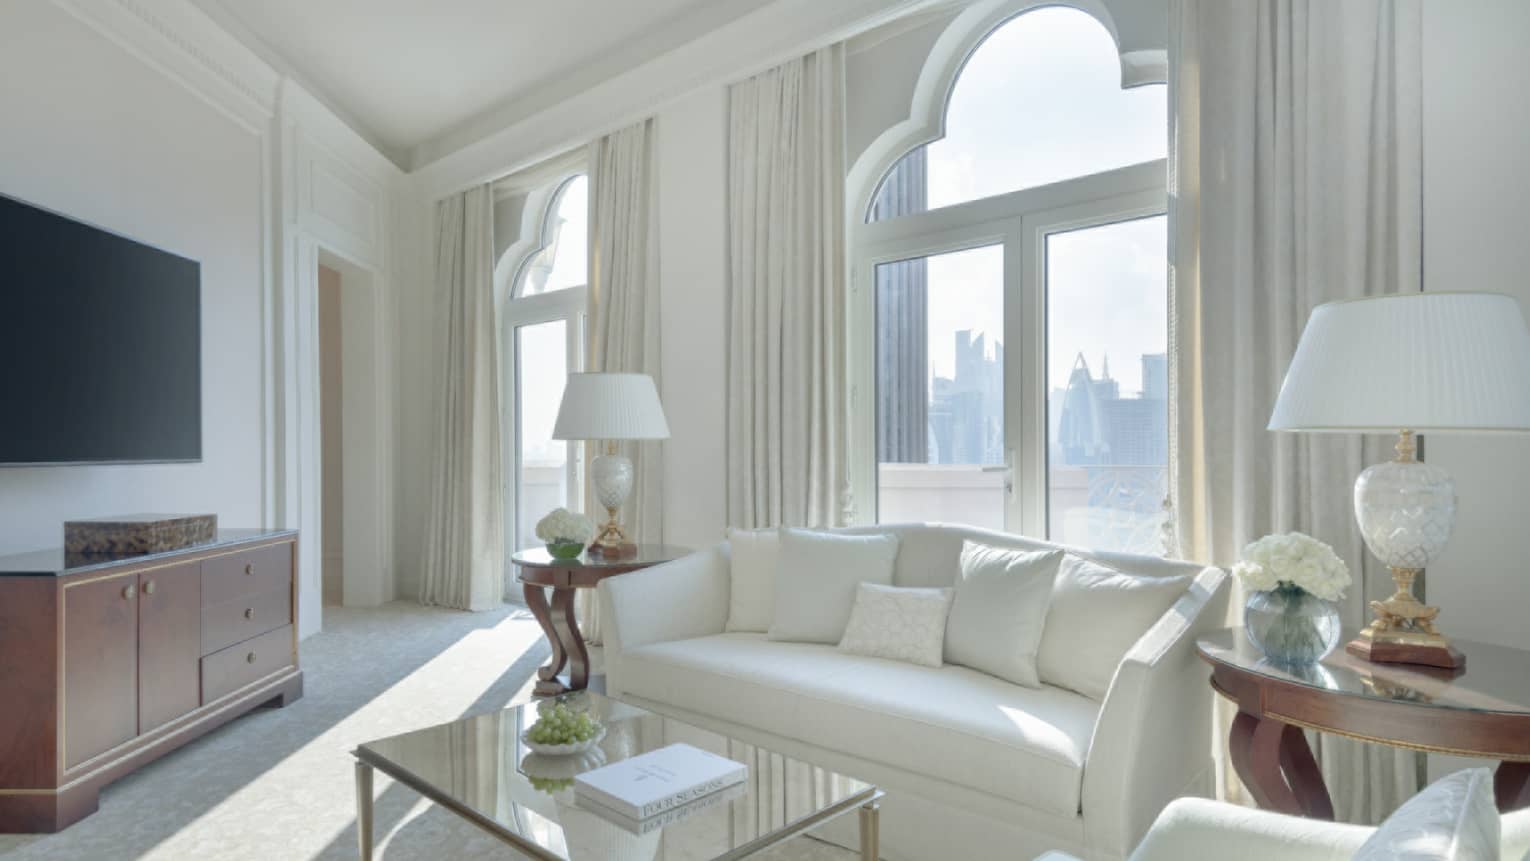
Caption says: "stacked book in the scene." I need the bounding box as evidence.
[575,743,747,832]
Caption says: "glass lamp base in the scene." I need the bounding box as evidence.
[1349,431,1462,667]
[590,449,634,553]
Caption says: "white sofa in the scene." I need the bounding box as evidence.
[598,523,1230,860]
[1037,796,1530,861]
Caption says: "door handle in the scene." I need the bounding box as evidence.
[981,449,1016,497]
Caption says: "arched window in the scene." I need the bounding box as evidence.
[515,174,589,296]
[501,172,589,554]
[852,4,1169,556]
[869,7,1165,220]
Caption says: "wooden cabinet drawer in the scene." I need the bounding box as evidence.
[202,543,292,608]
[200,588,291,657]
[200,625,293,704]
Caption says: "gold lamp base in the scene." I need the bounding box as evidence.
[587,505,636,559]
[1345,566,1465,670]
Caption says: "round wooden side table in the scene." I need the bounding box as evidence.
[1198,628,1530,819]
[513,544,689,697]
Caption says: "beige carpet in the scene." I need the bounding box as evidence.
[0,602,852,860]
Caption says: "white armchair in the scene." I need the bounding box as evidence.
[1039,796,1530,861]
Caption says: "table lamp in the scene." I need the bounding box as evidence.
[1269,292,1530,668]
[552,373,670,556]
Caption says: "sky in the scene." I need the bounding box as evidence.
[907,6,1168,397]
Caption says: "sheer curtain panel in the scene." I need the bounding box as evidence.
[1168,0,1423,823]
[582,119,663,641]
[421,185,505,611]
[726,45,849,529]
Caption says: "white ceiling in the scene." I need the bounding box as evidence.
[197,0,761,168]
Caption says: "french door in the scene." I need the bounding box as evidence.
[504,290,586,554]
[854,166,1169,554]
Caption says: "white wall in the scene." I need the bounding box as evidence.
[0,1,401,637]
[1421,0,1530,653]
[0,2,265,551]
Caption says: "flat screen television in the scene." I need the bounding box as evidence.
[0,192,201,465]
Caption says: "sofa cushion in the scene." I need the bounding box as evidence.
[838,583,953,668]
[725,527,779,633]
[618,632,1099,816]
[769,529,900,644]
[946,542,1064,687]
[1037,555,1191,700]
[1352,767,1499,861]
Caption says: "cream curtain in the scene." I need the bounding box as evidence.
[726,45,849,530]
[420,185,504,611]
[1169,0,1423,823]
[582,119,663,641]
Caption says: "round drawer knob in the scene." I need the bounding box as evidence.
[122,584,136,600]
[243,607,255,620]
[244,563,255,575]
[143,581,156,595]
[246,652,257,664]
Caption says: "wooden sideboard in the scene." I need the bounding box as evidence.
[0,529,303,832]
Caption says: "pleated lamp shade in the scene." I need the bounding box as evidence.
[552,373,671,441]
[1269,292,1530,433]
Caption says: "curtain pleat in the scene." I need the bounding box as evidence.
[583,119,663,641]
[726,46,848,530]
[420,185,504,611]
[1169,0,1424,823]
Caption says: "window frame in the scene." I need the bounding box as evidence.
[847,2,1170,541]
[852,163,1166,535]
[500,168,590,558]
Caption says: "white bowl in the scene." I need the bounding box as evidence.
[521,724,606,757]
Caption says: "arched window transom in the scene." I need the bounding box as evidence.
[516,174,589,296]
[869,7,1165,222]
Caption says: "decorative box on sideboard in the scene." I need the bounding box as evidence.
[0,529,303,832]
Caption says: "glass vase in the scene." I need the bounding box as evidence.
[545,540,584,560]
[1244,586,1341,665]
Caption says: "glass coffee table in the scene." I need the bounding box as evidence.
[352,692,882,860]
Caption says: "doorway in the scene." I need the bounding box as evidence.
[315,250,386,611]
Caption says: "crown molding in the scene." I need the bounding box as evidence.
[409,0,944,197]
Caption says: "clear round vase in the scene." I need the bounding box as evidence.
[1244,586,1342,665]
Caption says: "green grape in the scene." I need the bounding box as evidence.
[527,706,601,748]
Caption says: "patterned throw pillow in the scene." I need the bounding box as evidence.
[837,583,954,668]
[1352,767,1500,861]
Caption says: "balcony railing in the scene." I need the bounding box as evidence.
[877,462,1167,556]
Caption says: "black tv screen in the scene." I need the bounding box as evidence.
[0,193,201,465]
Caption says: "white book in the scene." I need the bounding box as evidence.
[576,782,747,835]
[574,743,747,820]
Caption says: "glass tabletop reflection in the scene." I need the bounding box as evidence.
[1198,628,1530,715]
[511,544,692,569]
[354,692,875,860]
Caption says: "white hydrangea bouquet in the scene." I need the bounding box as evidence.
[536,508,594,559]
[1233,532,1351,664]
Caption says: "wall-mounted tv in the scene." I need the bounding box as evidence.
[0,192,201,465]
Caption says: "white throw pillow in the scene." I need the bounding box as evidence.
[1036,554,1190,700]
[1352,767,1499,861]
[768,529,900,644]
[838,583,954,668]
[943,542,1064,688]
[724,527,778,633]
